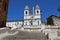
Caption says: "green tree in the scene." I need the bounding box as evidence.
[57,6,60,12]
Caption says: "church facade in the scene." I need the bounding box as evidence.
[6,5,41,31]
[23,5,41,31]
[24,5,41,26]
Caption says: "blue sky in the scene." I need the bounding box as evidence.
[7,0,60,23]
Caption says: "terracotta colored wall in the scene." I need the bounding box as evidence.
[0,0,8,28]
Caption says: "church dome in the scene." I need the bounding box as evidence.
[36,5,40,9]
[24,5,29,10]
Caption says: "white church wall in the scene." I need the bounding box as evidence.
[17,21,23,27]
[6,21,23,28]
[18,21,23,25]
[37,20,41,25]
[6,22,16,27]
[32,20,35,25]
[24,15,32,19]
[33,21,38,25]
[34,15,40,19]
[27,21,30,25]
[24,20,30,25]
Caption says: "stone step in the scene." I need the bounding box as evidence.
[2,31,47,40]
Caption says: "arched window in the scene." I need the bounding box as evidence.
[26,11,27,14]
[37,11,39,13]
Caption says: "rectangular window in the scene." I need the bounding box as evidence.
[30,21,32,25]
[38,21,39,25]
[25,22,27,25]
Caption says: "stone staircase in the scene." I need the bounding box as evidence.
[2,31,48,40]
